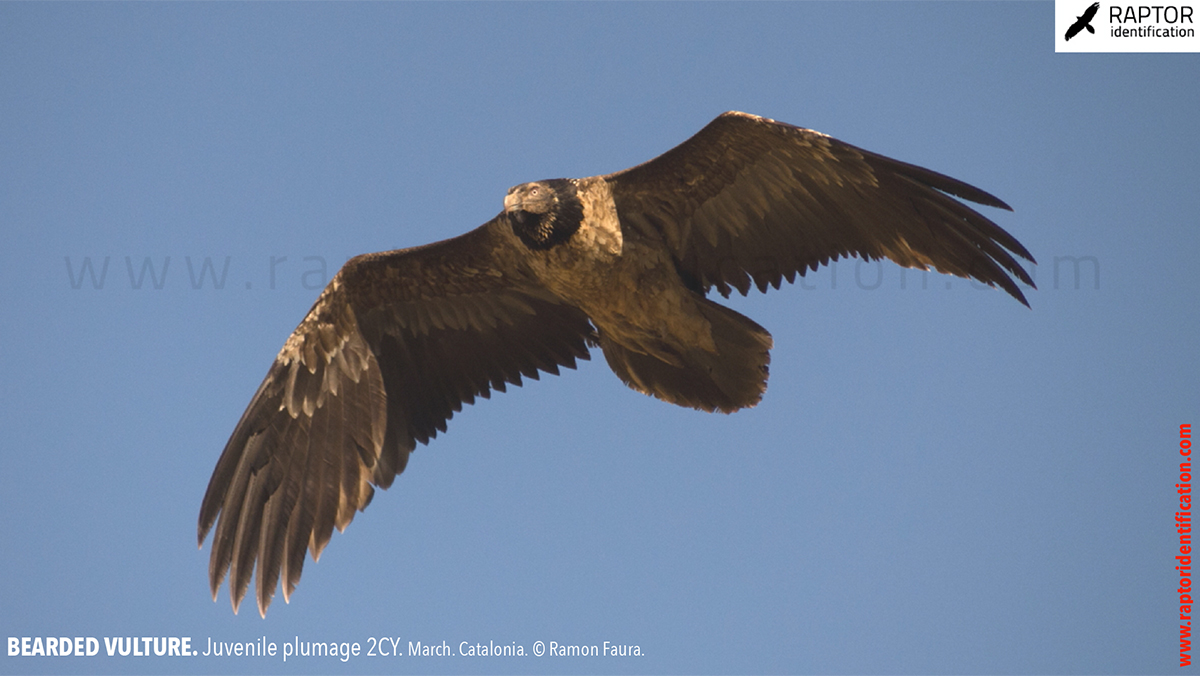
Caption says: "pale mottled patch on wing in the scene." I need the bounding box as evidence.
[198,217,596,616]
[572,177,623,255]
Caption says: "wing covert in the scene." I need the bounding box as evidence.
[197,217,596,616]
[606,111,1035,304]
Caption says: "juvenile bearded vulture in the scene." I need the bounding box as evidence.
[198,111,1035,616]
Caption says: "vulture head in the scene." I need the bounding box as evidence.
[504,179,582,250]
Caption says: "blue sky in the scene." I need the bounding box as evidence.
[1,2,1197,674]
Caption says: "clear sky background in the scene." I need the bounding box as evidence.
[1,2,1197,675]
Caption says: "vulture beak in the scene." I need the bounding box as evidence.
[503,190,522,213]
[504,191,528,223]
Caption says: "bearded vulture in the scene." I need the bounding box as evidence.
[198,111,1035,616]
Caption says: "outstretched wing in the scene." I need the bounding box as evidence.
[197,216,596,616]
[606,111,1035,304]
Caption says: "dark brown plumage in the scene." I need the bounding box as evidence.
[198,111,1035,616]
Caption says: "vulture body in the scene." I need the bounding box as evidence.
[198,111,1035,616]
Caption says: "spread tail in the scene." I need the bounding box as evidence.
[599,299,773,413]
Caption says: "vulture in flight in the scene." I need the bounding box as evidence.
[198,111,1035,616]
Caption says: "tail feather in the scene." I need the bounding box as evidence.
[600,299,773,413]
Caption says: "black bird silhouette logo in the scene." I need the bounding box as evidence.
[1066,2,1100,40]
